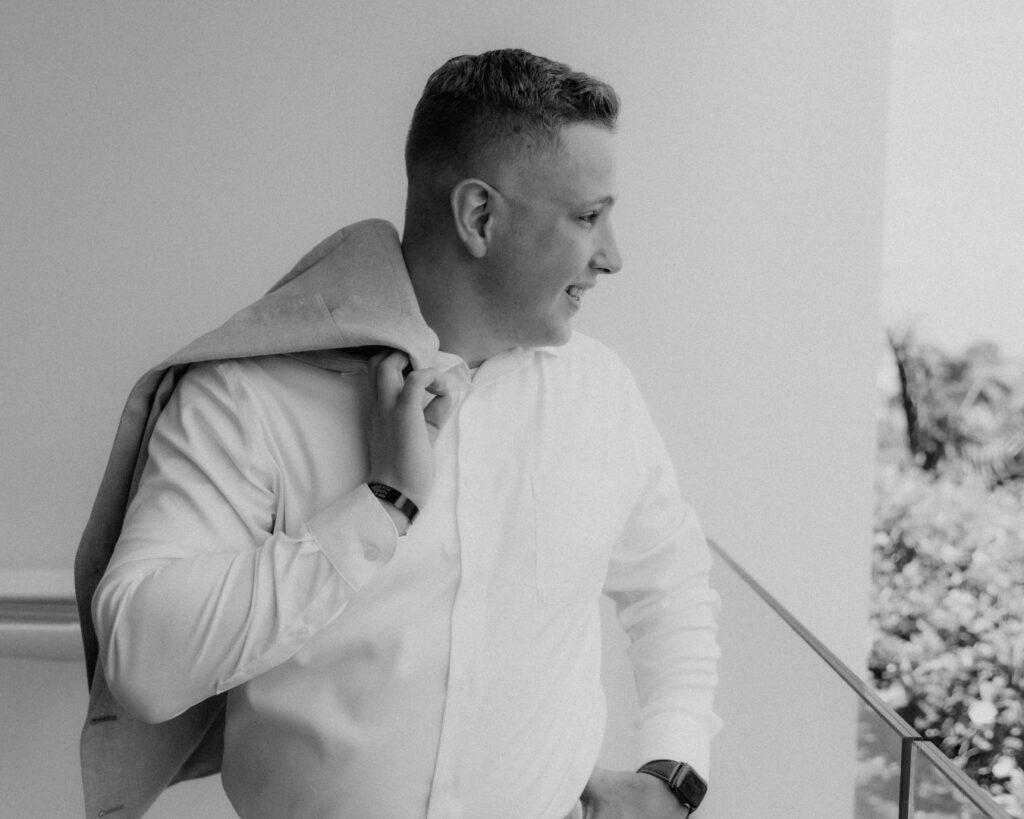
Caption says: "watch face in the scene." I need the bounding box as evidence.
[675,765,707,807]
[640,760,708,810]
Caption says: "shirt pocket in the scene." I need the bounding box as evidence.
[530,469,620,605]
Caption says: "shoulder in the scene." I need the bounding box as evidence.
[541,331,639,392]
[171,355,356,429]
[557,329,626,368]
[562,329,624,363]
[524,333,650,436]
[183,355,350,399]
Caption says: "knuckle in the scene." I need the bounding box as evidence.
[405,368,435,387]
[379,351,406,370]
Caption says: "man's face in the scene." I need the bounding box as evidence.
[480,123,622,349]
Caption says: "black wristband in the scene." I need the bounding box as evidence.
[367,482,419,523]
[637,759,707,812]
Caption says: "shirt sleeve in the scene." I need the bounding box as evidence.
[93,361,398,724]
[602,375,723,780]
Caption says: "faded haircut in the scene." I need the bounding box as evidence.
[405,48,619,186]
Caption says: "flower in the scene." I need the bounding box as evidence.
[968,699,998,727]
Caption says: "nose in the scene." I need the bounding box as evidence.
[592,223,622,275]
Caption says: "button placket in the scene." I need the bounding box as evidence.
[426,395,493,819]
[428,563,486,815]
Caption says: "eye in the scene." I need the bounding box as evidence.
[578,211,599,226]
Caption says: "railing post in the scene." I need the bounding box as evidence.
[899,736,916,819]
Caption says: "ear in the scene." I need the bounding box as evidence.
[450,179,493,259]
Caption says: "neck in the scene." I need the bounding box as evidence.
[402,233,504,368]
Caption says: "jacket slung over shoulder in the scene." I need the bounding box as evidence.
[75,220,439,819]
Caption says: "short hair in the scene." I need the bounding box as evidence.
[405,48,619,184]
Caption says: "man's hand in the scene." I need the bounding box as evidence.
[365,351,456,522]
[579,768,691,819]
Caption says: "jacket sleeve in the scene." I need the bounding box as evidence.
[93,361,397,724]
[601,375,722,780]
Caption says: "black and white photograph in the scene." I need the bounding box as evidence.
[2,3,1022,817]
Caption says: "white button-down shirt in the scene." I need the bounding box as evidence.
[94,332,720,819]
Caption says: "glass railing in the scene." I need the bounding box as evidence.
[708,541,1013,819]
[2,552,1014,817]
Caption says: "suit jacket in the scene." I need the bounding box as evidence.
[74,220,439,818]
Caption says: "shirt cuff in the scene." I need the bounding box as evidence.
[306,484,402,590]
[636,711,723,781]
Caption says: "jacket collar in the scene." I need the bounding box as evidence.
[265,219,440,369]
[164,220,440,373]
[173,218,562,376]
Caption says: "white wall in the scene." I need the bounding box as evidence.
[586,4,891,672]
[2,2,889,816]
[883,0,1024,355]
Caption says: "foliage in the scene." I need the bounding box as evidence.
[870,331,1024,815]
[885,329,1024,482]
[870,464,1024,813]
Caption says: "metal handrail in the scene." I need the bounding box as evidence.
[0,569,81,661]
[0,598,78,625]
[915,740,1014,817]
[709,539,1013,819]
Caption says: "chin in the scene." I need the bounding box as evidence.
[503,318,573,351]
[532,323,573,347]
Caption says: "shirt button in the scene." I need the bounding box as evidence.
[363,546,380,562]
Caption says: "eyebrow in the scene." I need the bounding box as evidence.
[581,195,616,208]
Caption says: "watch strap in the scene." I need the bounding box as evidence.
[637,759,707,811]
[367,482,419,523]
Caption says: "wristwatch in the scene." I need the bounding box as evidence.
[636,759,707,813]
[367,482,419,523]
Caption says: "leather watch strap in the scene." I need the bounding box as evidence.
[636,759,707,812]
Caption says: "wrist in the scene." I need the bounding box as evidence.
[636,759,707,814]
[367,482,419,533]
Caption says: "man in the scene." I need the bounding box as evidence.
[77,49,720,818]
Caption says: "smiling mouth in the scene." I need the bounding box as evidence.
[566,285,584,302]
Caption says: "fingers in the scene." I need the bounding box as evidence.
[368,351,410,409]
[367,352,383,400]
[394,367,434,407]
[368,352,458,437]
[392,366,459,444]
[422,371,458,438]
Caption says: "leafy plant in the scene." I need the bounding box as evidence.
[870,332,1024,815]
